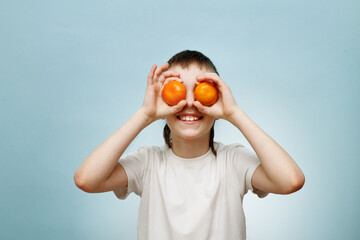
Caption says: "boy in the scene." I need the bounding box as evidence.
[74,50,305,239]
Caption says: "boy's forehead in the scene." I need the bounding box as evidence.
[168,64,210,75]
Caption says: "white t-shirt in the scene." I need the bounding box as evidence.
[113,142,268,240]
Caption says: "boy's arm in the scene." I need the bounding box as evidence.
[227,108,305,194]
[74,109,152,193]
[74,63,186,193]
[195,73,305,195]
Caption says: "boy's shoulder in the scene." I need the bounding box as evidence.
[134,144,166,155]
[215,142,246,153]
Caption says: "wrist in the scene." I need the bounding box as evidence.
[137,108,157,126]
[225,107,245,124]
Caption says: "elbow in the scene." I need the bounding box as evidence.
[74,172,96,193]
[285,173,305,194]
[74,172,87,191]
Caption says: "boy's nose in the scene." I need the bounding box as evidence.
[186,89,195,107]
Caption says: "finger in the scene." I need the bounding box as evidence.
[154,63,169,84]
[169,100,187,113]
[158,70,181,84]
[196,73,229,89]
[159,74,182,84]
[194,101,211,115]
[196,72,221,83]
[158,74,166,84]
[154,63,170,79]
[162,71,180,78]
[147,64,157,85]
[162,77,182,85]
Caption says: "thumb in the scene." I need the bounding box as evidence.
[169,100,187,114]
[194,101,211,115]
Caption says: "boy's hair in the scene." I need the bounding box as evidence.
[167,50,219,75]
[163,50,218,156]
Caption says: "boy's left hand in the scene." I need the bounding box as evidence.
[194,73,239,121]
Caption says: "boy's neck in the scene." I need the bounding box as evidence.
[171,135,211,158]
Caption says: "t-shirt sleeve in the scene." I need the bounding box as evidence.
[113,146,149,200]
[230,144,269,198]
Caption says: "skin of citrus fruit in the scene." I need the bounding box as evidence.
[161,81,187,106]
[194,82,218,106]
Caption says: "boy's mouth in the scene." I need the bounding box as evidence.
[176,114,203,122]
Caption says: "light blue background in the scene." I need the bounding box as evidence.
[1,0,359,239]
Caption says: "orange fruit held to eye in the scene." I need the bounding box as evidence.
[161,81,187,106]
[194,82,219,106]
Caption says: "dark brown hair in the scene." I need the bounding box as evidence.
[163,50,218,156]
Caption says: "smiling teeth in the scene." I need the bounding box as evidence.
[181,116,199,121]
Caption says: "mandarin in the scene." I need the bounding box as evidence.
[194,82,218,106]
[161,81,187,106]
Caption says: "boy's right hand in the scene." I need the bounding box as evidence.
[140,63,187,122]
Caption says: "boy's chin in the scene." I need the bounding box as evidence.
[176,130,209,141]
